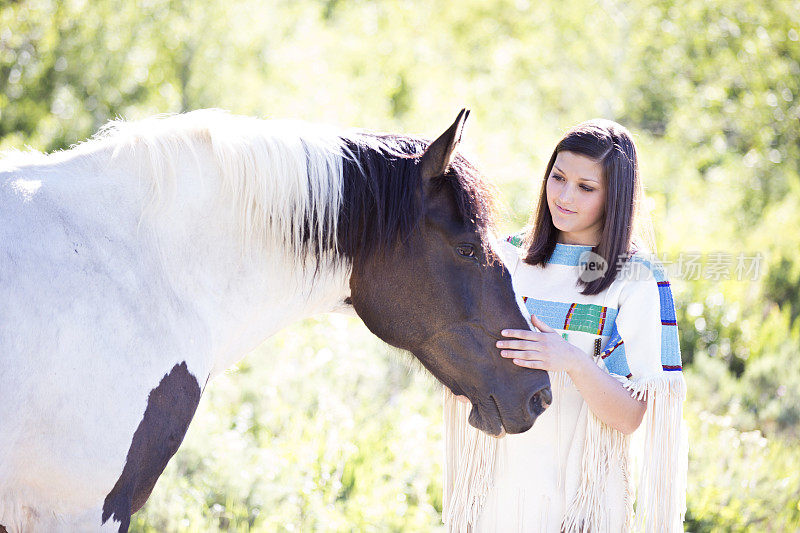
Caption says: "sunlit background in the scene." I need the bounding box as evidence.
[2,0,800,530]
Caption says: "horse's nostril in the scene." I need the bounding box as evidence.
[539,387,552,407]
[529,387,552,416]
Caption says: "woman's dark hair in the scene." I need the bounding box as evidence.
[523,118,643,295]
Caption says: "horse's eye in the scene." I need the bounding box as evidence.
[456,244,476,258]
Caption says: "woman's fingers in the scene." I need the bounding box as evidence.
[499,350,540,360]
[496,338,541,350]
[530,314,556,333]
[500,329,542,341]
[513,358,547,369]
[495,340,541,350]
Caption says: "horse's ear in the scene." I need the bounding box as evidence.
[419,108,470,180]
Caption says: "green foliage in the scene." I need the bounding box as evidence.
[130,317,445,532]
[3,0,800,529]
[684,389,800,532]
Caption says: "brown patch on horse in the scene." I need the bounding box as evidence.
[101,362,201,532]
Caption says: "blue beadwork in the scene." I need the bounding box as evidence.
[546,243,594,266]
[627,254,683,372]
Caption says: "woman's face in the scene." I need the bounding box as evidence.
[545,151,606,245]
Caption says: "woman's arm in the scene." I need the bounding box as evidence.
[561,349,646,435]
[497,314,646,435]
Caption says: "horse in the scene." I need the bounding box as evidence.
[0,109,551,532]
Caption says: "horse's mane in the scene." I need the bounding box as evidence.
[337,132,498,265]
[14,109,497,266]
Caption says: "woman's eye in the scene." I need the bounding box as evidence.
[456,244,476,258]
[551,174,563,181]
[580,185,595,192]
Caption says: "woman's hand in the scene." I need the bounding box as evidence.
[497,314,588,374]
[454,314,588,405]
[497,314,647,435]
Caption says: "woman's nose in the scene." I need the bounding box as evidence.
[559,186,575,204]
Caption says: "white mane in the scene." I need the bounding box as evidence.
[1,111,368,531]
[96,109,350,259]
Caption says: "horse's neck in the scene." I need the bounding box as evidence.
[97,141,351,377]
[189,252,351,376]
[159,155,351,375]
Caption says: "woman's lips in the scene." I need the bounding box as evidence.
[556,204,576,214]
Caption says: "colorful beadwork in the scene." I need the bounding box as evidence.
[523,297,617,336]
[563,303,576,330]
[506,233,525,248]
[599,324,631,377]
[507,236,684,375]
[657,281,678,326]
[630,254,683,371]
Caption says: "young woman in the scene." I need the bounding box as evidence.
[442,119,687,532]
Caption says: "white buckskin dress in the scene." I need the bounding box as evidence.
[442,237,688,533]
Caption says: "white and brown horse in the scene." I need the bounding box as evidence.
[0,109,550,532]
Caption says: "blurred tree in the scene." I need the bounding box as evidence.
[3,0,800,529]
